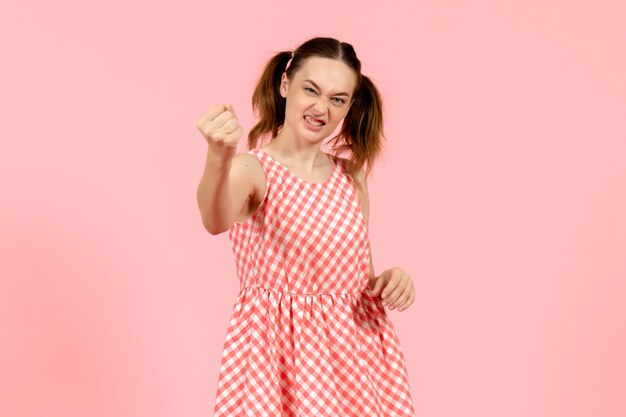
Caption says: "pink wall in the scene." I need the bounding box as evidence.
[1,1,625,416]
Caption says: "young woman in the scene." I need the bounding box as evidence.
[197,37,416,417]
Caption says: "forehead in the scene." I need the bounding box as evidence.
[294,57,357,93]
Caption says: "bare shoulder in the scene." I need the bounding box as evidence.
[230,151,267,203]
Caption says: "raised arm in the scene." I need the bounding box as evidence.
[196,104,255,235]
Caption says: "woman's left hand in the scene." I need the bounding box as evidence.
[368,267,415,311]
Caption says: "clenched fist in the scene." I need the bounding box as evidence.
[197,103,243,161]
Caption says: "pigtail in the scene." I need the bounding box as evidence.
[248,51,292,149]
[329,74,386,196]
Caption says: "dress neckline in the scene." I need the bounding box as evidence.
[257,148,337,186]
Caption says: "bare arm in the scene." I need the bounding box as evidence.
[196,104,254,235]
[197,150,257,234]
[355,165,416,311]
[353,167,377,288]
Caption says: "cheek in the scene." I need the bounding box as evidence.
[329,109,347,122]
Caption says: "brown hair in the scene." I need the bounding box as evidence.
[247,37,385,194]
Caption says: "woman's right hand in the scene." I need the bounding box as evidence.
[196,103,243,161]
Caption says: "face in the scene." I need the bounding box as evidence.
[279,56,357,144]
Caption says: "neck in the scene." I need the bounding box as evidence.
[269,131,325,171]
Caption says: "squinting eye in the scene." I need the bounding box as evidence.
[304,87,316,94]
[332,98,345,104]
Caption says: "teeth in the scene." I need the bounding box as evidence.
[305,115,323,126]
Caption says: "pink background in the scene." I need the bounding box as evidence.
[1,1,625,416]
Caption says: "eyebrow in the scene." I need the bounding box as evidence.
[304,79,351,97]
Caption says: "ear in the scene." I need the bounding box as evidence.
[280,72,289,98]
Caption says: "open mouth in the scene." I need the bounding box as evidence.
[304,115,325,126]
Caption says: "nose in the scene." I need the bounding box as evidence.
[312,96,329,114]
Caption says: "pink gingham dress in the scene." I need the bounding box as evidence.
[212,148,416,417]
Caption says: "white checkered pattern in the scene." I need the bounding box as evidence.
[212,148,416,416]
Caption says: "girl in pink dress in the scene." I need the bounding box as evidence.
[197,36,416,417]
